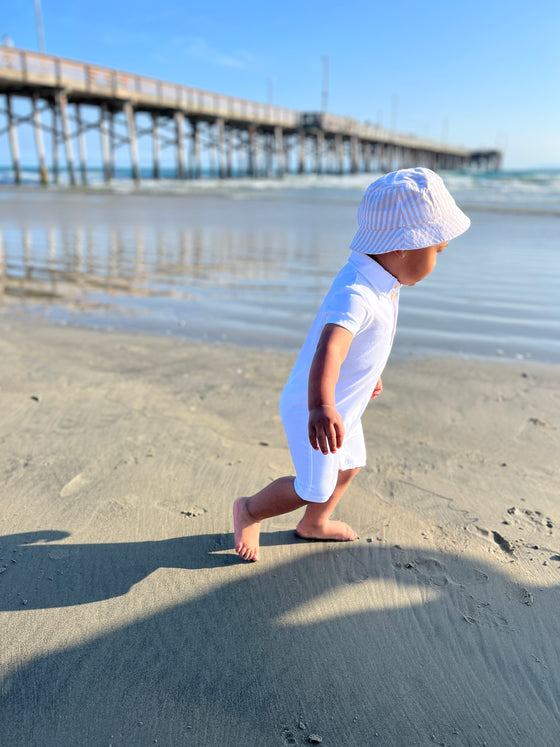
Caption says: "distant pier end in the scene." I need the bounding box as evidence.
[0,47,502,185]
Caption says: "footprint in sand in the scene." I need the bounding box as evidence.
[459,594,509,628]
[505,583,534,606]
[470,525,518,555]
[281,727,297,745]
[57,415,84,431]
[473,508,555,559]
[516,415,556,443]
[391,548,488,588]
[504,506,553,533]
[491,531,516,555]
[93,412,124,430]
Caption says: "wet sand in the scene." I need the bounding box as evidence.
[1,313,559,746]
[2,187,560,363]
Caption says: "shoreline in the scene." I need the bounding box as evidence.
[1,314,560,744]
[2,302,557,366]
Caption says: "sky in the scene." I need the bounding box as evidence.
[2,0,559,170]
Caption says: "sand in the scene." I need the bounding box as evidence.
[1,312,559,746]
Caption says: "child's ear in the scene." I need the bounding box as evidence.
[394,250,406,258]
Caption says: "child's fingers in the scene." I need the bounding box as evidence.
[308,423,322,451]
[308,430,319,450]
[311,425,333,455]
[325,422,344,454]
[318,427,332,455]
[333,420,344,450]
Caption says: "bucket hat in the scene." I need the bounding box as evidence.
[349,168,470,255]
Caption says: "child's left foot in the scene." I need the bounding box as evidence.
[233,497,261,561]
[295,518,357,542]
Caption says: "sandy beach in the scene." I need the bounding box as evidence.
[0,312,559,745]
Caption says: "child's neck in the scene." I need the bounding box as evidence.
[367,253,400,282]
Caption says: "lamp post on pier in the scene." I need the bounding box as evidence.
[34,0,46,53]
[321,56,329,112]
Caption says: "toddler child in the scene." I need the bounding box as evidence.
[234,167,470,561]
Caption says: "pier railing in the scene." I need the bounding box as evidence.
[0,46,299,128]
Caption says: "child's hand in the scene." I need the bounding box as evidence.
[308,405,345,454]
[371,377,383,400]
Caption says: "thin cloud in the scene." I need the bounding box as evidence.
[180,36,255,70]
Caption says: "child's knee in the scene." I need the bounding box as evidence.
[294,475,337,503]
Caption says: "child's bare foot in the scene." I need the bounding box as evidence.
[233,497,262,561]
[295,518,357,542]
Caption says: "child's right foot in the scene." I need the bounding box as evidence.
[295,518,357,542]
[233,497,262,561]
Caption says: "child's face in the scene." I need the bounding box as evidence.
[397,241,448,285]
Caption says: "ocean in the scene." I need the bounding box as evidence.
[0,168,559,363]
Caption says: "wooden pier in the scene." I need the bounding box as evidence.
[0,46,502,185]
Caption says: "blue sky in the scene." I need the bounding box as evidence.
[2,0,559,169]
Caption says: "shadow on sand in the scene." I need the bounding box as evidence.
[1,529,559,746]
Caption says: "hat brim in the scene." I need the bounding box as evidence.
[350,210,471,255]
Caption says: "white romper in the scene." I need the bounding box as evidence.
[279,252,401,502]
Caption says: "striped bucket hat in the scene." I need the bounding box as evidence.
[349,168,470,255]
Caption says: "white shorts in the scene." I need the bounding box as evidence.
[281,407,366,503]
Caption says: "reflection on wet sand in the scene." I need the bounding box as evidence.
[0,224,314,302]
[0,218,335,349]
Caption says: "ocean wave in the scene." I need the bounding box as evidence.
[1,167,559,214]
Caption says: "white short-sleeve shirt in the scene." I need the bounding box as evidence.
[279,252,401,501]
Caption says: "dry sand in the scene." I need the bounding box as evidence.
[0,313,559,746]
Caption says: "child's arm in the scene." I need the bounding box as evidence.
[308,323,354,454]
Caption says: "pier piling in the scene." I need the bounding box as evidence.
[6,94,21,184]
[100,105,111,182]
[57,89,76,185]
[152,113,160,179]
[124,102,140,183]
[76,104,88,185]
[32,93,48,184]
[175,112,185,179]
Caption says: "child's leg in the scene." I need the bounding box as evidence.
[295,466,360,541]
[234,477,304,561]
[233,468,360,561]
